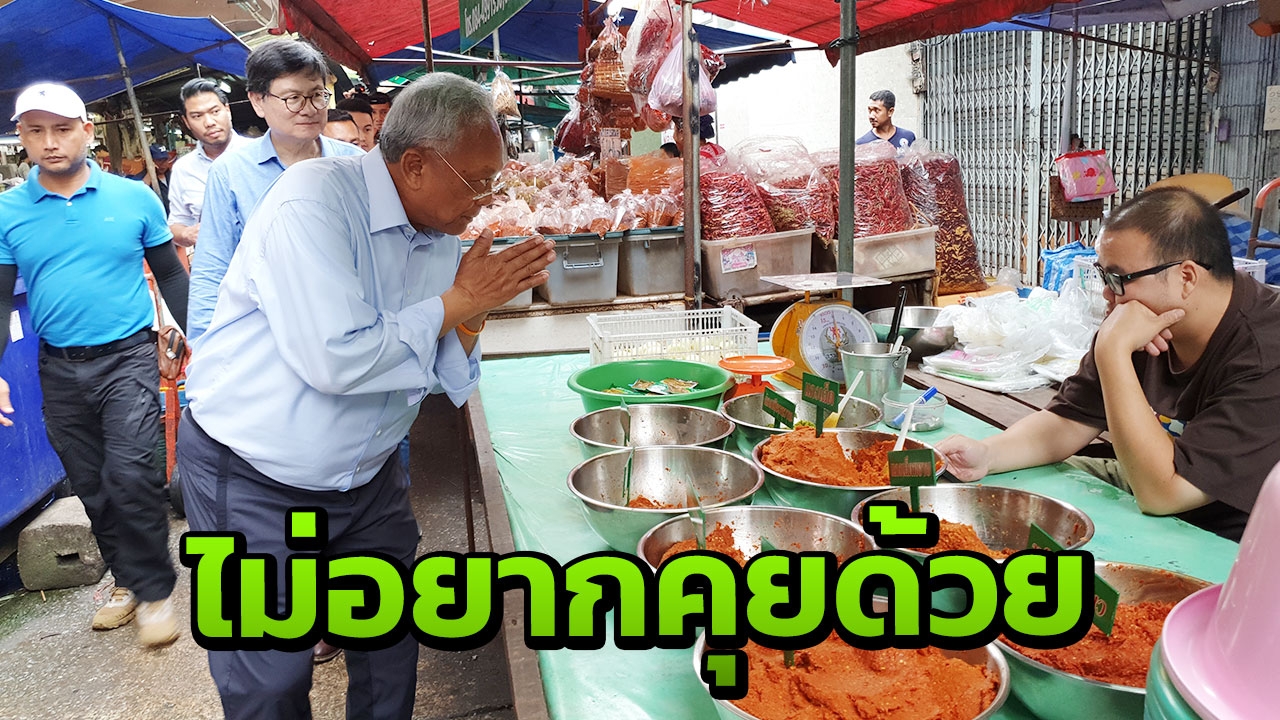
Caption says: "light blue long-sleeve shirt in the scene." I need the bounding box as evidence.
[188,130,362,342]
[185,148,481,491]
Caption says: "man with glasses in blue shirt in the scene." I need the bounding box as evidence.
[188,39,362,343]
[937,188,1280,541]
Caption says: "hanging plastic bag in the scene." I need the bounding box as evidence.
[589,18,631,102]
[625,0,678,97]
[647,44,717,117]
[1054,149,1118,202]
[490,69,521,119]
[554,100,593,156]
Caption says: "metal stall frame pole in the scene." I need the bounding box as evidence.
[682,0,703,309]
[421,0,435,72]
[108,17,159,196]
[837,0,858,299]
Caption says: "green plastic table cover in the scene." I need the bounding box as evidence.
[477,353,1239,720]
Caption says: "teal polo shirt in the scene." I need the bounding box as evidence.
[0,161,172,347]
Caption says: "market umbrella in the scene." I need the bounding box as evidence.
[0,0,249,188]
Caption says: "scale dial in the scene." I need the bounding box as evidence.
[797,304,876,381]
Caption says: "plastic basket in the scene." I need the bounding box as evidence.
[1071,256,1107,325]
[587,307,760,366]
[1233,256,1266,283]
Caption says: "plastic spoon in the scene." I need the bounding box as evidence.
[894,402,918,452]
[620,400,633,504]
[823,371,865,428]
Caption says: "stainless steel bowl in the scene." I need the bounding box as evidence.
[570,403,735,459]
[636,504,874,571]
[851,484,1094,614]
[751,431,939,518]
[718,390,882,457]
[995,561,1211,720]
[850,484,1095,559]
[865,306,957,358]
[692,595,1010,720]
[567,446,763,553]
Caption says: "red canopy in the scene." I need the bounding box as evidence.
[282,0,1075,74]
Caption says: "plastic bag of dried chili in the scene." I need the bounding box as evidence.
[700,172,776,241]
[554,100,594,156]
[757,175,836,240]
[852,141,913,238]
[624,0,678,96]
[898,142,987,294]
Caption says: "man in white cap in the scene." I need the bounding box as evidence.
[0,83,189,648]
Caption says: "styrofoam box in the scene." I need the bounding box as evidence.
[618,228,684,296]
[701,228,813,299]
[535,233,622,305]
[853,225,938,279]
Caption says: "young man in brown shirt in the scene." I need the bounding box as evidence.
[937,188,1280,541]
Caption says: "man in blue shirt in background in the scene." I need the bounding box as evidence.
[187,38,362,342]
[0,83,188,648]
[857,89,917,150]
[176,73,555,720]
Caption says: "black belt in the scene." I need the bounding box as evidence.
[41,329,154,362]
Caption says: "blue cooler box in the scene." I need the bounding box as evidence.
[0,277,65,530]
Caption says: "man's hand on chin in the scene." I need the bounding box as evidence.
[1098,301,1185,359]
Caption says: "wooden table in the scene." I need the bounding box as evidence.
[904,365,1113,448]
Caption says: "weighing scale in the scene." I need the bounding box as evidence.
[763,272,889,389]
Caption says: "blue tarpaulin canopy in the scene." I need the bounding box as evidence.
[0,0,249,127]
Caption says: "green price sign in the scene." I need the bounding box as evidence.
[459,0,533,51]
[801,373,839,436]
[761,388,796,429]
[1027,523,1065,552]
[888,448,937,510]
[1093,574,1120,636]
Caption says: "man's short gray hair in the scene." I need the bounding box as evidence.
[379,74,499,162]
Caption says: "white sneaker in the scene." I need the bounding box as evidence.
[91,587,137,630]
[136,596,179,648]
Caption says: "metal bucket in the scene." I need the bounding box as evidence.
[839,342,910,406]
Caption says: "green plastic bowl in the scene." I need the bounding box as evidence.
[568,359,734,413]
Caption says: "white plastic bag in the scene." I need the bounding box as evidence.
[647,44,716,117]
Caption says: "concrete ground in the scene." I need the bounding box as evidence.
[0,396,516,720]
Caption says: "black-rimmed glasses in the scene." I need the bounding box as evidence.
[1093,260,1208,296]
[431,148,506,203]
[265,90,331,113]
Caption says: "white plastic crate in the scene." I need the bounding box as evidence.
[588,307,760,365]
[1071,256,1107,325]
[1233,256,1266,283]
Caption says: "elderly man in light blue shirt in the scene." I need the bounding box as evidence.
[187,39,362,342]
[176,74,555,720]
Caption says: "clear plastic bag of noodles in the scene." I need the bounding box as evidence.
[490,69,521,119]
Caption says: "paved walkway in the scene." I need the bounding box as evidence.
[0,396,515,720]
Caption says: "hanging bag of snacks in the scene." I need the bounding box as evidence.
[898,141,987,294]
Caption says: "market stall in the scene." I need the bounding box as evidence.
[467,351,1240,719]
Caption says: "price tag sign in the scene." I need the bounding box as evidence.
[1027,523,1064,551]
[1093,575,1120,635]
[801,373,839,437]
[888,448,937,511]
[761,387,796,429]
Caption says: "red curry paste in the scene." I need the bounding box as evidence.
[930,521,1013,559]
[759,428,896,487]
[1004,601,1175,688]
[730,632,999,720]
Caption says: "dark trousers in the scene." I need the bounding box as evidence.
[177,410,420,720]
[38,342,175,601]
